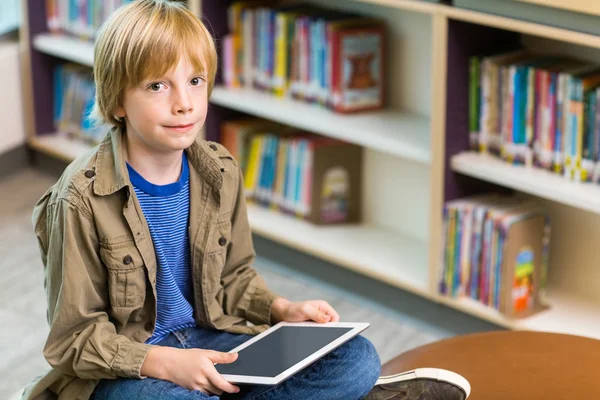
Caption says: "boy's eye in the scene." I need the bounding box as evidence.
[190,77,204,86]
[148,82,164,92]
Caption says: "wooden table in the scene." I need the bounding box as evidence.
[381,331,600,399]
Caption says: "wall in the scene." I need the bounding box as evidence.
[0,39,25,155]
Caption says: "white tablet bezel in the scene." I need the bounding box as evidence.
[217,321,370,385]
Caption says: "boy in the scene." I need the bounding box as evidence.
[27,1,469,399]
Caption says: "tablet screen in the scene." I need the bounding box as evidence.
[215,326,354,378]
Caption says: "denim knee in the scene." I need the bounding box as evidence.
[341,335,382,397]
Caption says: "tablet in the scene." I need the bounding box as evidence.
[214,321,370,385]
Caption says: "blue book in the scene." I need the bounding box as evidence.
[268,136,279,204]
[283,141,292,210]
[268,9,276,90]
[453,209,463,296]
[294,140,305,214]
[494,226,504,310]
[53,66,65,126]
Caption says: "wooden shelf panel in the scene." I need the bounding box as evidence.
[438,289,600,340]
[210,87,431,164]
[451,152,600,215]
[443,4,600,50]
[246,203,432,299]
[28,134,93,163]
[347,0,438,14]
[33,33,94,67]
[517,0,600,17]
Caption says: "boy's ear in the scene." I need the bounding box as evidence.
[115,106,126,118]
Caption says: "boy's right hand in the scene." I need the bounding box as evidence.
[141,346,241,395]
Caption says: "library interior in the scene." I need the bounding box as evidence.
[2,0,600,399]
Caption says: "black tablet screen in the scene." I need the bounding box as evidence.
[214,326,354,378]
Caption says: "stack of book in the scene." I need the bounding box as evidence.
[53,64,110,144]
[222,2,386,113]
[440,194,551,318]
[470,50,600,183]
[45,0,134,39]
[221,118,363,224]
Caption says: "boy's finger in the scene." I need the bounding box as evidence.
[317,302,339,322]
[206,350,238,364]
[206,367,240,394]
[204,383,223,396]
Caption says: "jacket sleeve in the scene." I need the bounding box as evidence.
[33,195,153,380]
[219,164,280,326]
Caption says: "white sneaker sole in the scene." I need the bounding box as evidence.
[376,368,471,399]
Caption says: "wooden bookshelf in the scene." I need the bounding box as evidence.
[33,33,94,67]
[517,0,600,16]
[20,0,600,340]
[451,152,600,215]
[27,134,93,163]
[442,4,600,49]
[247,204,432,299]
[438,288,600,340]
[210,87,431,163]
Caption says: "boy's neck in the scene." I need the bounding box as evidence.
[123,132,184,186]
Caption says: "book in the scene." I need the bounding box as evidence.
[468,50,600,188]
[53,63,111,144]
[220,118,363,224]
[440,194,551,318]
[225,3,386,114]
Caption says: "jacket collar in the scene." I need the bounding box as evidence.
[93,126,224,196]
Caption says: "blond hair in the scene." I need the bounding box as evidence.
[90,0,217,127]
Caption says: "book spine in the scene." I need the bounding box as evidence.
[469,57,480,151]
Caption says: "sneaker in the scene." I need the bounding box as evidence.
[364,368,471,400]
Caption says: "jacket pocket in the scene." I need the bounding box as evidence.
[205,221,232,293]
[99,241,147,309]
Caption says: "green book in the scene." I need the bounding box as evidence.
[469,56,481,150]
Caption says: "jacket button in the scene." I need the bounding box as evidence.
[145,322,153,332]
[84,170,95,178]
[209,144,218,151]
[218,236,227,246]
[123,255,133,265]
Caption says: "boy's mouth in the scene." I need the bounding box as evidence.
[164,123,195,132]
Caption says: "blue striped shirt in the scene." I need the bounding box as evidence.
[127,153,196,345]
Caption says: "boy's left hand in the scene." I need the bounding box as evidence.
[271,298,340,324]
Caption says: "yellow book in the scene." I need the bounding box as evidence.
[273,12,293,97]
[232,33,242,88]
[244,135,265,198]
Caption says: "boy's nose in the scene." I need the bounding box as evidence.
[173,90,194,114]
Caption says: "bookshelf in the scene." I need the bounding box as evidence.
[32,33,93,67]
[210,87,431,163]
[247,204,432,299]
[451,152,600,215]
[19,0,600,340]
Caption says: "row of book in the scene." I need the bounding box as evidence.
[470,49,600,183]
[221,118,363,224]
[45,0,134,39]
[53,64,110,144]
[223,2,385,113]
[440,194,551,318]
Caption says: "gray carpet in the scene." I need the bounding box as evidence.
[0,168,442,398]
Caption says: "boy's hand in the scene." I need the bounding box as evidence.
[141,346,240,395]
[271,298,340,324]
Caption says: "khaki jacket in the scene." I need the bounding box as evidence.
[25,127,279,400]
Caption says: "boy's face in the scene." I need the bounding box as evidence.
[116,57,208,154]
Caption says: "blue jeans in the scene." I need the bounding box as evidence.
[91,326,381,399]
